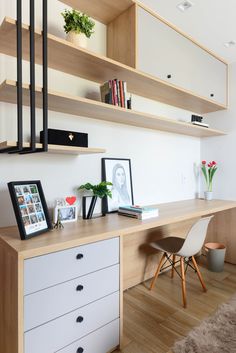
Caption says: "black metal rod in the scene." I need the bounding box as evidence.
[42,0,48,152]
[29,0,36,150]
[17,0,23,150]
[5,0,24,154]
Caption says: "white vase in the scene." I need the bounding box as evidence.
[204,191,213,201]
[67,31,88,48]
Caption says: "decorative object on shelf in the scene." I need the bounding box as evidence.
[8,180,52,240]
[102,158,134,213]
[53,208,64,229]
[100,79,128,108]
[62,9,95,48]
[78,182,112,219]
[53,197,78,224]
[191,114,209,128]
[40,128,88,147]
[201,160,218,201]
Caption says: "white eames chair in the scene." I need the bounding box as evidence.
[149,216,214,308]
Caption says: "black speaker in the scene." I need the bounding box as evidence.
[191,114,203,123]
[40,129,88,147]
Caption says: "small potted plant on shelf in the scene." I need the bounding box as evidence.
[78,181,112,219]
[61,9,95,48]
[201,160,218,201]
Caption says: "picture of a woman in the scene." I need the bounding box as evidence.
[102,158,134,212]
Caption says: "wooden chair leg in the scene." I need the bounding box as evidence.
[149,253,166,290]
[171,254,176,278]
[180,257,187,308]
[192,256,207,292]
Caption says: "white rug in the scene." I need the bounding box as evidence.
[172,294,236,353]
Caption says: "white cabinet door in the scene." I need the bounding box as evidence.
[137,7,227,106]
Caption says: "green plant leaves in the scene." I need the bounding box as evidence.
[78,182,113,199]
[61,9,95,38]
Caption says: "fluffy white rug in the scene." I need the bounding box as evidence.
[172,294,236,353]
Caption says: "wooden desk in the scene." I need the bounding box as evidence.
[0,199,236,353]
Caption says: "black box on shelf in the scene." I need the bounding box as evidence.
[40,129,88,147]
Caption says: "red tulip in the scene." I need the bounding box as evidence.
[212,161,217,165]
[202,161,206,165]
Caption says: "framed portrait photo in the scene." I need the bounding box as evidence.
[54,205,78,224]
[102,158,134,213]
[8,181,52,240]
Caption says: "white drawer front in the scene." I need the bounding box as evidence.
[24,264,119,331]
[24,291,119,353]
[24,237,119,295]
[57,319,119,353]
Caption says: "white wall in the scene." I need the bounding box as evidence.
[201,63,236,200]
[0,0,201,227]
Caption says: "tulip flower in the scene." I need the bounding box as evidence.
[201,160,218,192]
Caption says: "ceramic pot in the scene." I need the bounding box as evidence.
[82,196,98,219]
[67,31,88,48]
[204,191,213,201]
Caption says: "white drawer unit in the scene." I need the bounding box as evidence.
[24,237,119,295]
[57,319,120,353]
[24,264,119,331]
[24,291,119,353]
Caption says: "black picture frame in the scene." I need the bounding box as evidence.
[8,180,53,240]
[102,158,134,213]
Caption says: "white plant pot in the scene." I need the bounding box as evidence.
[67,31,88,48]
[204,191,213,201]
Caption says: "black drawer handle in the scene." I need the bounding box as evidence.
[76,285,84,291]
[76,316,84,323]
[76,253,84,260]
[77,348,84,353]
[167,74,172,79]
[210,93,214,97]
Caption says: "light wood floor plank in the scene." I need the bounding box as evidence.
[114,257,236,353]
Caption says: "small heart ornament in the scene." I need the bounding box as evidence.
[66,196,77,205]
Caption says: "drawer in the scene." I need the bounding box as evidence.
[57,319,119,353]
[24,291,119,353]
[24,237,119,295]
[24,264,119,331]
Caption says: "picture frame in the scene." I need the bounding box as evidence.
[8,180,52,240]
[102,158,134,213]
[54,205,78,224]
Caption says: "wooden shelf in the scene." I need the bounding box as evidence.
[59,0,134,24]
[0,17,227,114]
[0,80,226,138]
[0,140,106,155]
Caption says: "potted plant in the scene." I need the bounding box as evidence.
[78,181,112,219]
[201,160,218,201]
[61,9,95,48]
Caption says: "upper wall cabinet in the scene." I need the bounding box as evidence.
[137,7,227,106]
[107,3,228,109]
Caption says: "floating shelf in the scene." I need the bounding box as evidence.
[59,0,134,24]
[0,140,106,155]
[0,17,227,114]
[0,80,226,138]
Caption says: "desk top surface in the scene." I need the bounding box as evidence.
[0,199,235,258]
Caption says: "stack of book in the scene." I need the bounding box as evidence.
[118,205,159,220]
[191,121,209,128]
[100,79,128,108]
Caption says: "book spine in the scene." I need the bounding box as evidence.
[115,79,120,106]
[119,81,124,108]
[123,82,127,108]
[112,80,118,106]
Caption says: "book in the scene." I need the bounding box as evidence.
[118,211,159,220]
[100,79,128,109]
[119,205,159,214]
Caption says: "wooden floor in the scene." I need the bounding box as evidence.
[115,256,236,353]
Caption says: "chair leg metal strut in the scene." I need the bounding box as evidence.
[149,253,207,308]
